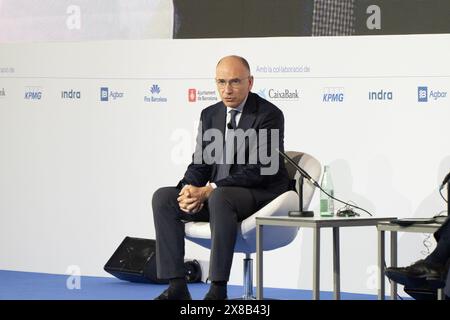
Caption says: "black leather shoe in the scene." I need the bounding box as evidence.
[203,285,228,300]
[404,284,440,300]
[203,291,228,300]
[385,259,446,288]
[154,288,192,300]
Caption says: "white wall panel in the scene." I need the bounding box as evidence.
[0,35,449,295]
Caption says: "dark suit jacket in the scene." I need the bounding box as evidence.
[435,216,450,295]
[434,216,450,242]
[178,92,291,197]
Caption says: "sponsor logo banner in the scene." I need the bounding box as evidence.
[418,86,447,102]
[100,87,124,101]
[144,84,167,103]
[258,88,300,101]
[61,89,81,99]
[188,88,217,102]
[368,89,393,101]
[322,87,344,103]
[24,86,43,100]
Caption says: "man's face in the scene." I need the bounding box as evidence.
[215,58,253,108]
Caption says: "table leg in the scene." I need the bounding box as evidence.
[378,229,385,300]
[390,231,397,300]
[437,288,445,300]
[333,227,340,300]
[313,227,320,300]
[256,224,263,300]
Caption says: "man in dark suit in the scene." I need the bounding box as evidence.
[386,216,450,297]
[152,55,291,300]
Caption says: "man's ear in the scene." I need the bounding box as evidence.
[248,76,254,91]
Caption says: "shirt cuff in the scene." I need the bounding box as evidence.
[209,182,217,189]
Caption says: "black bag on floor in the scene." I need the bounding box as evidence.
[104,237,201,284]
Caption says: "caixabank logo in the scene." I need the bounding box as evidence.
[257,88,300,101]
[100,87,124,101]
[144,84,167,103]
[24,86,43,100]
[418,86,447,102]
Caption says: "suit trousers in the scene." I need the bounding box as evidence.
[152,186,278,281]
[427,216,450,266]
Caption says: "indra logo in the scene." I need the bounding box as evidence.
[323,87,344,103]
[418,86,447,102]
[188,88,217,103]
[61,90,81,99]
[100,87,124,102]
[368,89,393,101]
[144,84,167,103]
[24,87,43,100]
[258,88,300,101]
[0,88,5,98]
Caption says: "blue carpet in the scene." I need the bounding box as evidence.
[0,270,381,300]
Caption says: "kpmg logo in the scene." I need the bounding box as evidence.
[258,88,300,101]
[100,87,124,102]
[418,86,447,102]
[0,88,5,98]
[24,86,43,100]
[61,89,81,99]
[323,87,344,103]
[368,89,393,101]
[188,88,217,103]
[144,84,167,103]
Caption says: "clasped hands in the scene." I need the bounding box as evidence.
[177,184,214,214]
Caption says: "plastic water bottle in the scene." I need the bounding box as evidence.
[320,165,334,216]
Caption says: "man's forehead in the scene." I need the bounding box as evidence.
[216,64,249,77]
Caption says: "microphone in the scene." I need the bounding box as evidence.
[276,148,319,188]
[276,148,374,217]
[227,122,233,130]
[440,171,450,190]
[275,148,318,217]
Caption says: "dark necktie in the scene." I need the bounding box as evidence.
[228,109,238,130]
[215,109,239,181]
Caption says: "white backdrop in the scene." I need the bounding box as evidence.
[0,34,449,296]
